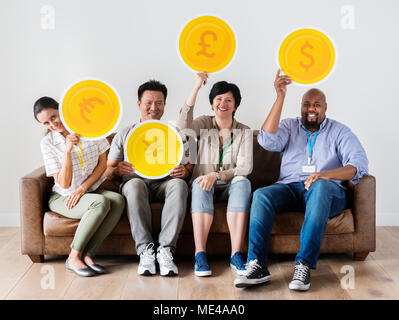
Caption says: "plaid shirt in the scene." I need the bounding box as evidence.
[40,131,110,196]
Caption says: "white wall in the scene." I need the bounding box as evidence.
[1,0,398,226]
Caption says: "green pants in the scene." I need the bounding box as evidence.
[48,189,125,257]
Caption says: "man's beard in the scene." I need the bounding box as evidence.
[302,118,320,131]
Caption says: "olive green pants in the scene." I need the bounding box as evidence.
[48,189,125,257]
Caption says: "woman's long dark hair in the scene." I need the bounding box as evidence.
[33,96,59,121]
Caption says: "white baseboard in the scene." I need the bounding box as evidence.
[0,213,20,227]
[0,212,398,227]
[376,212,399,226]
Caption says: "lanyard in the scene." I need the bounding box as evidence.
[219,134,233,170]
[72,142,85,174]
[306,129,319,165]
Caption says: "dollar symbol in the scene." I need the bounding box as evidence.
[196,31,217,58]
[299,41,315,72]
[79,97,104,123]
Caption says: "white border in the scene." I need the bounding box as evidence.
[176,13,238,75]
[59,77,123,141]
[124,120,184,180]
[275,26,339,87]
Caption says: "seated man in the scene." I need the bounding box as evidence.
[105,80,193,277]
[234,70,369,291]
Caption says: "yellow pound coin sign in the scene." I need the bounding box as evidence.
[125,121,183,179]
[60,79,122,139]
[278,28,336,85]
[178,15,236,73]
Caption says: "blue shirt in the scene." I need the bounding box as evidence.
[257,117,369,186]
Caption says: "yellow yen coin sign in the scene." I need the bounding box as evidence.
[278,28,336,85]
[60,79,122,139]
[125,121,183,179]
[178,15,237,73]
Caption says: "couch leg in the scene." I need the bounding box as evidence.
[29,255,44,263]
[353,252,369,261]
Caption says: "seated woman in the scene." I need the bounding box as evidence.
[177,72,253,277]
[34,96,125,277]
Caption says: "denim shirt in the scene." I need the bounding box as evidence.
[257,117,369,186]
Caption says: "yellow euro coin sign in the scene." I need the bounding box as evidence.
[125,121,183,179]
[60,79,122,139]
[178,15,237,73]
[278,28,336,85]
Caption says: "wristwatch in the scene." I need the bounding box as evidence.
[216,171,222,181]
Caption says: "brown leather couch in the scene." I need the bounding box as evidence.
[20,131,376,263]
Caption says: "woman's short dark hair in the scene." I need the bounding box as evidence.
[209,81,241,117]
[138,80,168,102]
[33,96,59,121]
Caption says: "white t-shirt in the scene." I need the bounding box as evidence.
[40,131,110,196]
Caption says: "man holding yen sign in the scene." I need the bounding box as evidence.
[106,80,193,277]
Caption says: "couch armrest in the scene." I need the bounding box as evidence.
[19,166,53,255]
[347,175,376,253]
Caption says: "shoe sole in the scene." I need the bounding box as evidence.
[160,270,178,277]
[230,264,246,276]
[138,269,156,276]
[195,270,212,277]
[234,275,271,288]
[289,282,310,291]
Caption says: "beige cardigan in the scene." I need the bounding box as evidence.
[177,103,253,185]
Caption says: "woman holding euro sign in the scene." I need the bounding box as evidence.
[177,72,253,277]
[34,97,125,277]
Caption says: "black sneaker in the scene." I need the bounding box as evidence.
[289,261,311,291]
[234,259,271,288]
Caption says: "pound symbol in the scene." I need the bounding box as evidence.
[196,31,218,58]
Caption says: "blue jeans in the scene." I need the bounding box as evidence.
[191,176,251,214]
[247,179,346,269]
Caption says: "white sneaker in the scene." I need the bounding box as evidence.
[156,247,178,276]
[138,243,156,276]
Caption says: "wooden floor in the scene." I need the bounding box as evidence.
[1,227,399,300]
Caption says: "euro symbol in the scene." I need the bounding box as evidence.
[79,97,104,123]
[196,30,217,58]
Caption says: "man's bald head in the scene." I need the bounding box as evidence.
[302,88,326,104]
[301,88,327,132]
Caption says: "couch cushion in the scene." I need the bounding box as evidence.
[271,209,355,235]
[43,202,164,237]
[247,130,281,190]
[44,203,354,237]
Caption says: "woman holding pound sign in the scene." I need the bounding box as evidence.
[34,96,125,277]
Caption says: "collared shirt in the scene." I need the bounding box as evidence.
[257,117,369,186]
[40,131,110,196]
[177,103,253,185]
[108,122,191,184]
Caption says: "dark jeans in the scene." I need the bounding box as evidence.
[247,179,346,269]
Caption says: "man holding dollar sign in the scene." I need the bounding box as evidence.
[105,80,193,277]
[234,70,369,291]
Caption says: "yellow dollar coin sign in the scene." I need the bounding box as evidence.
[278,28,336,85]
[60,79,122,139]
[178,15,237,73]
[125,121,183,179]
[300,41,315,72]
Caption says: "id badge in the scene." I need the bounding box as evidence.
[302,165,316,173]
